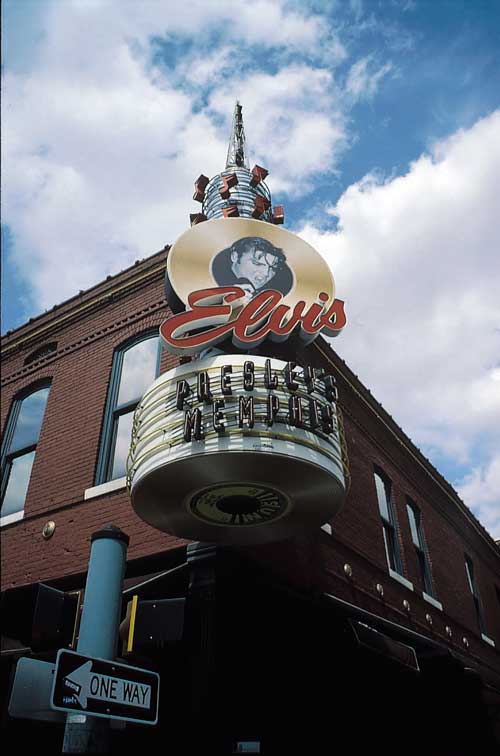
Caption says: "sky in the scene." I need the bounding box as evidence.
[2,0,499,537]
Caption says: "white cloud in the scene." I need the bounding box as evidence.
[1,50,210,309]
[175,46,238,88]
[299,110,500,535]
[457,458,500,538]
[345,57,393,101]
[39,0,328,60]
[1,0,496,542]
[209,66,347,194]
[1,0,356,314]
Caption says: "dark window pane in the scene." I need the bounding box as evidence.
[418,551,432,595]
[1,452,35,518]
[383,525,397,571]
[10,387,50,452]
[111,411,135,480]
[474,596,486,634]
[374,471,390,521]
[465,558,475,594]
[117,338,158,407]
[407,504,420,547]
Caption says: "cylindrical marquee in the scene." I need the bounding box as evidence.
[128,354,346,545]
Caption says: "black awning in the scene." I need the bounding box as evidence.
[322,590,500,695]
[122,561,189,600]
[350,619,420,671]
[323,590,449,654]
[1,635,31,658]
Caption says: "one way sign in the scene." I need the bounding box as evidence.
[51,649,159,725]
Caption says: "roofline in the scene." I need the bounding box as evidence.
[2,261,496,558]
[314,337,500,560]
[2,248,169,355]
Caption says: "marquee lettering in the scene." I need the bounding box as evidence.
[309,398,321,429]
[264,358,279,390]
[267,394,280,426]
[221,365,232,395]
[243,361,255,391]
[239,396,255,428]
[288,395,303,427]
[184,408,203,441]
[175,361,338,444]
[197,371,212,404]
[176,380,190,410]
[213,399,226,433]
[303,365,315,394]
[284,361,299,392]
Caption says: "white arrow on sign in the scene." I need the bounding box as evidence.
[64,662,152,711]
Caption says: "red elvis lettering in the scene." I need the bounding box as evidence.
[160,286,346,355]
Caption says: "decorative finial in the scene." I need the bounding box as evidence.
[190,101,281,224]
[226,101,249,169]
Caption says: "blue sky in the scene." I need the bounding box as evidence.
[2,0,500,535]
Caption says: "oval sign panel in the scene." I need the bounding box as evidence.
[162,217,346,355]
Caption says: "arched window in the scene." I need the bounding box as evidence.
[96,332,161,484]
[24,342,58,365]
[1,382,51,523]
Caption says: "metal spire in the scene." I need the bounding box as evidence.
[226,101,249,169]
[190,100,281,225]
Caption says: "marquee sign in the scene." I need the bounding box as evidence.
[162,217,346,355]
[127,354,346,545]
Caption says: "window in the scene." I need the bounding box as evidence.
[96,333,161,484]
[464,555,487,636]
[24,342,57,365]
[1,382,51,522]
[406,499,434,596]
[374,467,403,575]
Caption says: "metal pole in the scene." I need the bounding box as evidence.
[62,524,129,754]
[184,542,217,751]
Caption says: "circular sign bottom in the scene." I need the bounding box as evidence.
[190,483,290,527]
[131,450,345,545]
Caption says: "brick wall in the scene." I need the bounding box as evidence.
[2,252,499,677]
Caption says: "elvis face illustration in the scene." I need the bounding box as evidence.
[230,239,284,291]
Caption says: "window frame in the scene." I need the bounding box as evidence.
[95,331,161,485]
[373,466,403,576]
[1,380,52,523]
[464,554,487,636]
[406,498,434,597]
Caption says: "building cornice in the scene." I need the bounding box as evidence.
[1,299,166,388]
[314,339,499,562]
[2,248,496,560]
[1,252,168,357]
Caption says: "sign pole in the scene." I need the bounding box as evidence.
[184,542,217,751]
[62,524,129,754]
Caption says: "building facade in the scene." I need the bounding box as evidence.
[2,107,499,754]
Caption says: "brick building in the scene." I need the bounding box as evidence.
[1,107,499,754]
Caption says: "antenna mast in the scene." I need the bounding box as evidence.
[226,101,249,169]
